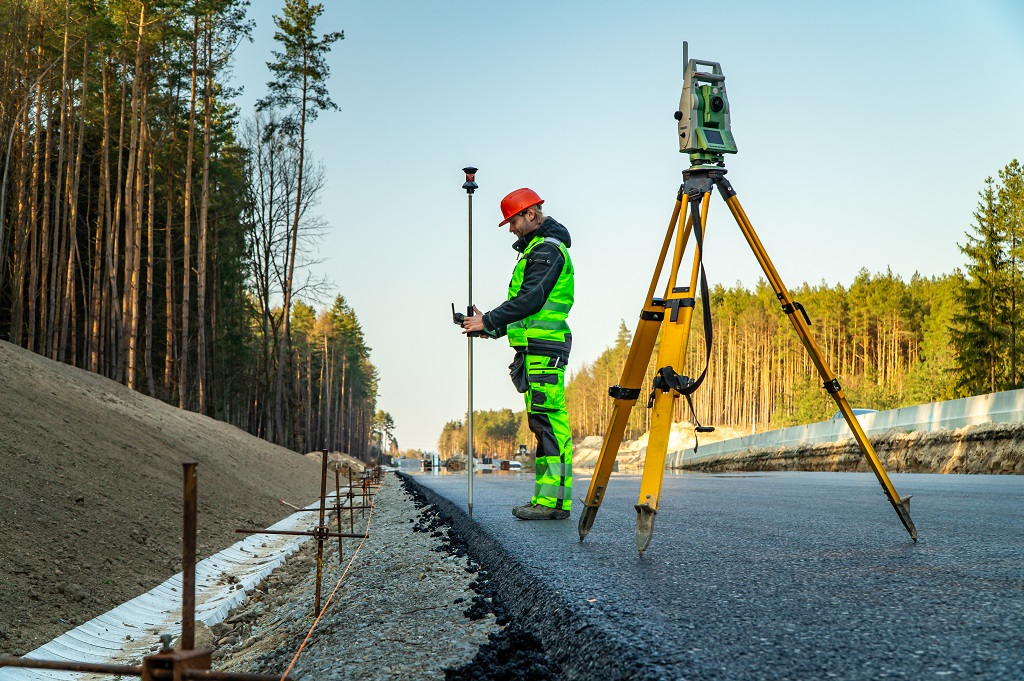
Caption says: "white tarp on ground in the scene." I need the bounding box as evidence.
[666,388,1024,467]
[0,495,351,680]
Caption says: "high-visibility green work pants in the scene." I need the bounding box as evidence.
[524,354,572,511]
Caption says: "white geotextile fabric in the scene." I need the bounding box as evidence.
[1,495,346,680]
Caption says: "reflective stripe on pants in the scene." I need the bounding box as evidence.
[524,354,572,510]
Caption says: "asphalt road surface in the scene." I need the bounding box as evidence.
[408,470,1024,680]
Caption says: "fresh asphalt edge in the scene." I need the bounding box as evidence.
[399,473,644,681]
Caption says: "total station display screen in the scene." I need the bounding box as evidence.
[704,129,724,145]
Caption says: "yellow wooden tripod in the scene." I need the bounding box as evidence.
[577,165,917,554]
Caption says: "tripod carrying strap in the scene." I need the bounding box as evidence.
[646,188,716,451]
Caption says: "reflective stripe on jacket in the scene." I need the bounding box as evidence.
[506,235,574,352]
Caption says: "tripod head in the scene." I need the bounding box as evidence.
[674,42,737,166]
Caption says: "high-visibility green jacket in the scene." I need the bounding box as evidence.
[482,217,574,361]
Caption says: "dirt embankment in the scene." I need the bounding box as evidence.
[675,421,1024,474]
[0,340,326,655]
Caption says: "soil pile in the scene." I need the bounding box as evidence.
[0,340,324,655]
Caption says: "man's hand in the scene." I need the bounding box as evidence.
[461,305,486,335]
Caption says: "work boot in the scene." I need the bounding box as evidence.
[511,503,535,517]
[512,503,569,520]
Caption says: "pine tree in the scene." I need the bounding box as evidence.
[999,159,1024,386]
[0,1,378,459]
[905,274,958,403]
[257,0,343,444]
[952,177,1009,395]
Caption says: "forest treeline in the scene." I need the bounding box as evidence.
[568,271,958,441]
[434,409,523,460]
[438,159,1024,453]
[0,0,384,458]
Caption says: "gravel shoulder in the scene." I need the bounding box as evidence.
[213,476,503,680]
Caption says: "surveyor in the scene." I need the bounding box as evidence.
[460,188,574,520]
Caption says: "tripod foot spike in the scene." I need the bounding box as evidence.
[578,505,599,542]
[634,504,657,555]
[894,495,917,542]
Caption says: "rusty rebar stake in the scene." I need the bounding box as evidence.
[182,462,198,650]
[315,449,328,615]
[0,464,291,680]
[334,468,344,562]
[349,468,356,532]
[235,449,375,617]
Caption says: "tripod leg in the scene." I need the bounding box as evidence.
[578,192,688,542]
[715,178,917,541]
[634,190,711,555]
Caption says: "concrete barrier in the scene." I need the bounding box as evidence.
[666,388,1024,468]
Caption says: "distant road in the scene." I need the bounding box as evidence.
[410,471,1024,680]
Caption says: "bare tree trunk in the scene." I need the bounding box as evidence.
[145,137,155,396]
[336,357,345,452]
[47,1,71,359]
[127,61,146,391]
[31,51,55,354]
[10,56,33,344]
[109,67,127,381]
[88,59,110,371]
[25,17,44,352]
[260,139,274,438]
[162,63,180,401]
[308,351,315,449]
[179,15,198,409]
[38,83,55,356]
[196,16,212,414]
[325,343,334,450]
[346,373,354,456]
[123,6,146,389]
[58,38,87,363]
[163,163,175,398]
[209,218,219,415]
[273,63,311,446]
[315,333,323,446]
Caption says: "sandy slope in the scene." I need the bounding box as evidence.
[0,340,324,655]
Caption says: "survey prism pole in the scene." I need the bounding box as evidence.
[462,167,478,519]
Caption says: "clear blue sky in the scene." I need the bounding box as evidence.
[232,0,1024,452]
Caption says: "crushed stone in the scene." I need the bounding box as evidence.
[212,475,564,680]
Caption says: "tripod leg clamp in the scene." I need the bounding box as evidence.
[781,300,812,326]
[609,385,642,401]
[714,176,737,199]
[647,367,696,408]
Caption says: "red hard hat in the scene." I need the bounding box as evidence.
[498,188,544,226]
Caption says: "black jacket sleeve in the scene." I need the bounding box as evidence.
[482,242,564,336]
